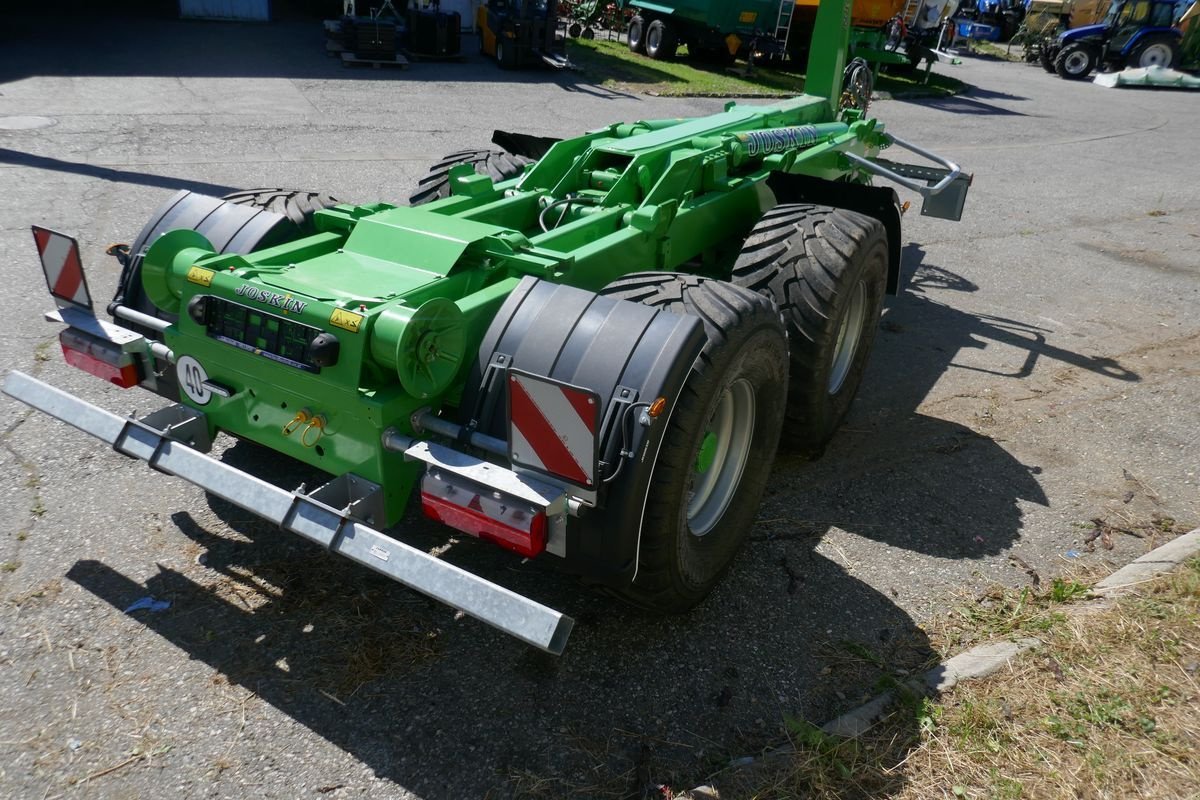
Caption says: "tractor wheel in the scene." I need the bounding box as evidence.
[628,16,646,53]
[645,19,677,60]
[1055,42,1098,79]
[597,273,788,613]
[1128,35,1178,69]
[1039,44,1057,72]
[221,188,340,235]
[731,204,888,458]
[408,149,532,207]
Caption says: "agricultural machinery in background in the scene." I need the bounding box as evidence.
[1040,0,1195,78]
[569,0,958,73]
[477,0,572,69]
[953,0,1026,40]
[569,0,793,61]
[5,0,972,654]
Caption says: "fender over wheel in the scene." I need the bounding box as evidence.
[408,149,532,207]
[110,187,340,400]
[114,187,339,327]
[597,273,788,612]
[1128,35,1178,69]
[731,204,889,457]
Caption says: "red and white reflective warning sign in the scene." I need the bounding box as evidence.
[507,370,600,487]
[32,226,92,309]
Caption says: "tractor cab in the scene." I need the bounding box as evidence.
[1051,0,1183,77]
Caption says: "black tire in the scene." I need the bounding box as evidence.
[220,188,340,234]
[731,204,888,457]
[408,149,532,207]
[1039,44,1056,72]
[1055,42,1097,79]
[645,19,677,60]
[582,27,596,40]
[496,37,517,69]
[596,273,788,612]
[628,15,646,53]
[1127,35,1178,69]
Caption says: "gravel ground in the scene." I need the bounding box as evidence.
[1,10,1198,800]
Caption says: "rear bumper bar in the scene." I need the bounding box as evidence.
[3,370,574,654]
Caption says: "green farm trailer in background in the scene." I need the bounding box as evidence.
[579,0,792,59]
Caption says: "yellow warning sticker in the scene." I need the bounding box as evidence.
[330,308,364,334]
[738,11,758,23]
[187,266,214,287]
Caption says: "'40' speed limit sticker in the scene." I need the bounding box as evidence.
[177,355,212,405]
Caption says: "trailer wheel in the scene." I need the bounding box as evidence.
[1128,36,1178,69]
[645,19,677,60]
[1055,43,1097,79]
[408,149,533,207]
[628,16,646,53]
[221,188,340,234]
[731,204,888,457]
[598,273,788,612]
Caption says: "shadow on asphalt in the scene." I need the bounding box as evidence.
[894,93,1032,115]
[962,86,1030,102]
[0,149,238,197]
[63,255,1141,797]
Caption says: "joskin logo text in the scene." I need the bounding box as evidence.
[235,285,307,314]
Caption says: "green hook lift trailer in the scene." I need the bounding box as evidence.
[5,0,971,655]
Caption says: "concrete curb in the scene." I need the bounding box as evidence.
[819,527,1200,740]
[1093,528,1200,592]
[682,530,1200,798]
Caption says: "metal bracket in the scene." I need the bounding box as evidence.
[306,473,387,528]
[138,404,213,453]
[598,384,640,470]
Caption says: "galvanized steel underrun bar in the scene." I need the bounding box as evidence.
[1,371,574,655]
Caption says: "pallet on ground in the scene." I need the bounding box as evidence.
[402,49,466,62]
[340,51,410,68]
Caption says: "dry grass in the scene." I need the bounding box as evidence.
[719,558,1200,799]
[193,546,442,698]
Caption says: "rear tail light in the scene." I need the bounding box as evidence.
[59,329,139,388]
[420,471,547,558]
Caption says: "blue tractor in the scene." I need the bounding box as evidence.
[1044,0,1185,79]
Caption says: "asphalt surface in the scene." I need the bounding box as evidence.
[1,10,1198,799]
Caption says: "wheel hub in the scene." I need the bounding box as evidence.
[695,432,718,474]
[1064,51,1090,73]
[687,378,755,536]
[828,280,867,395]
[1140,44,1172,67]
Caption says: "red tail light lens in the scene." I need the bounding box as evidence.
[60,329,139,388]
